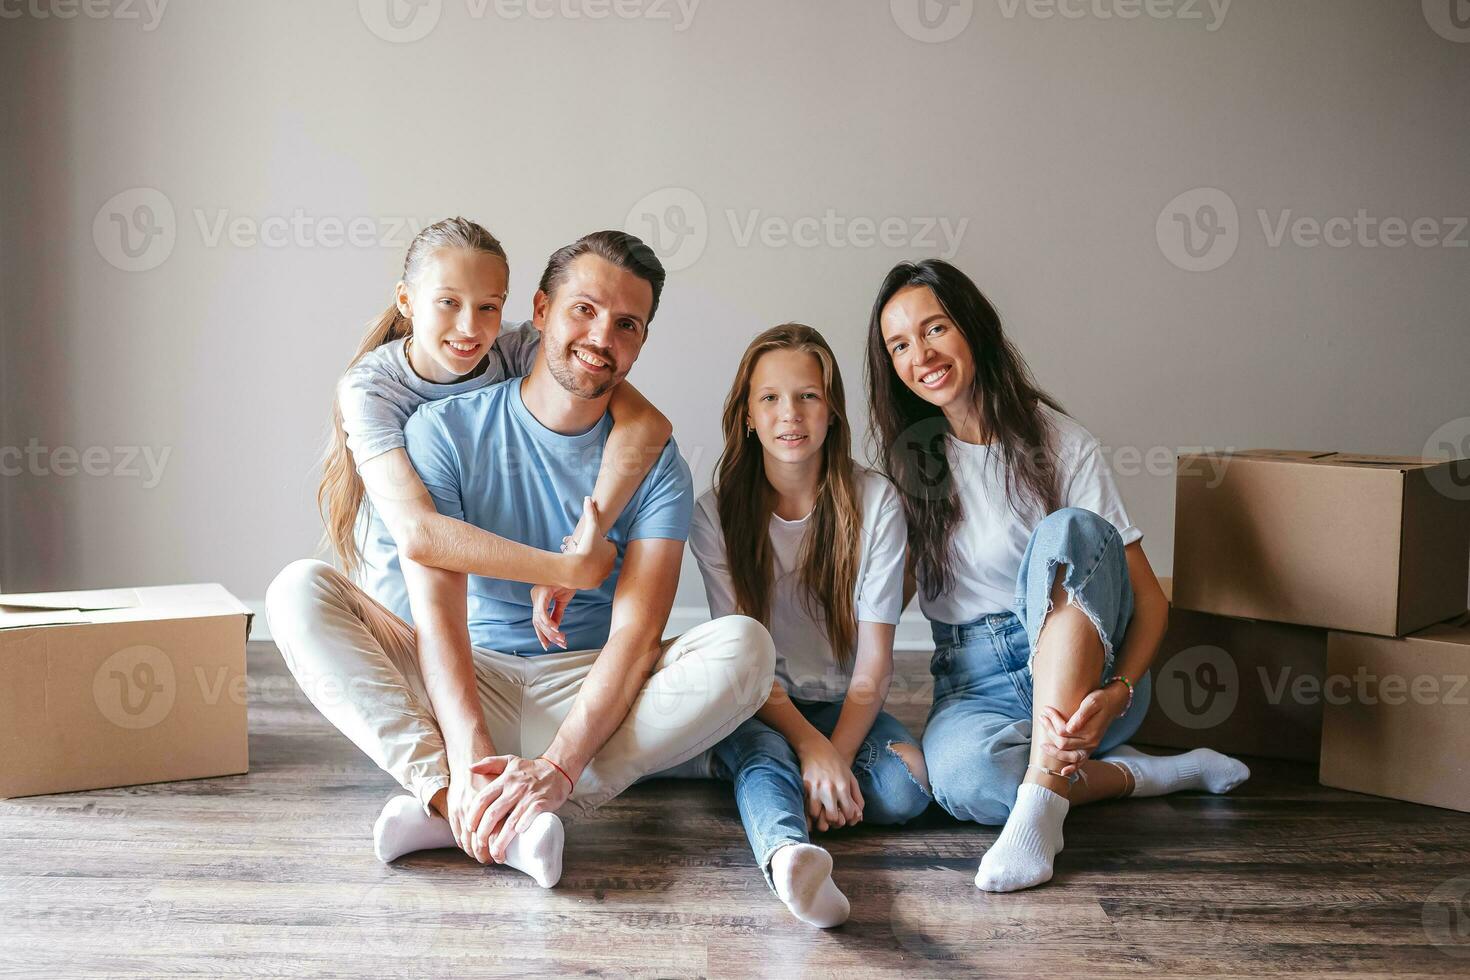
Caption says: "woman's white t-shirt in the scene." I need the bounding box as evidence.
[919,406,1142,626]
[689,467,908,703]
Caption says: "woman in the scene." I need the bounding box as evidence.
[689,324,932,927]
[866,260,1249,893]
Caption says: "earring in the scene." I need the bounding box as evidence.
[745,423,754,437]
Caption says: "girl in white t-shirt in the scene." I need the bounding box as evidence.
[866,259,1249,894]
[690,323,932,929]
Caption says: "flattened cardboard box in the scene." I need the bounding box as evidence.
[1134,578,1327,761]
[1173,450,1470,637]
[0,583,252,798]
[1320,615,1470,813]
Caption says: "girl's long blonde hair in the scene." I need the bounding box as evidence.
[317,216,507,576]
[714,324,864,667]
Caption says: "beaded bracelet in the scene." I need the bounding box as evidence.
[1104,674,1135,712]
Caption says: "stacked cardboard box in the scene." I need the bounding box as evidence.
[0,584,253,798]
[1134,450,1470,811]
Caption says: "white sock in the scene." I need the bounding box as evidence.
[372,796,565,888]
[975,782,1069,893]
[1103,745,1250,797]
[769,843,849,928]
[502,811,565,889]
[373,795,455,862]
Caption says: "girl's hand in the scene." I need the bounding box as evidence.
[561,497,616,591]
[530,584,574,651]
[796,737,864,831]
[1038,681,1130,777]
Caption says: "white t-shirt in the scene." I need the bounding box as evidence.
[689,467,907,702]
[336,320,540,469]
[919,406,1142,626]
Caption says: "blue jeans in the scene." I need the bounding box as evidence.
[711,699,931,888]
[923,507,1154,825]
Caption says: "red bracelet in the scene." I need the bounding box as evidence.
[539,756,574,791]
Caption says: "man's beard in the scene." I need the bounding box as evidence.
[546,339,625,399]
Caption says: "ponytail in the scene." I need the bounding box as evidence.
[315,216,506,576]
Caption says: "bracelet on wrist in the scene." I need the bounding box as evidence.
[1104,674,1134,713]
[539,756,574,791]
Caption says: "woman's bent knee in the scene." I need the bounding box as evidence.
[1036,507,1114,546]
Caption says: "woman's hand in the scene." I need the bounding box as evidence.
[1038,681,1130,777]
[796,736,865,832]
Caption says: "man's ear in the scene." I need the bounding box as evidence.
[532,289,550,329]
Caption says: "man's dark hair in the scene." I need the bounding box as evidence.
[537,230,667,328]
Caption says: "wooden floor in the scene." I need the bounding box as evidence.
[4,641,1470,978]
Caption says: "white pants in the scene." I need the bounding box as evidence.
[265,559,776,819]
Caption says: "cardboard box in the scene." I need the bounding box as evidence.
[1134,578,1327,761]
[1173,450,1470,636]
[1319,615,1470,813]
[0,584,252,798]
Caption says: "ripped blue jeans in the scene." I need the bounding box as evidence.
[923,507,1154,825]
[711,699,930,889]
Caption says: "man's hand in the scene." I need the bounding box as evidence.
[795,735,864,832]
[445,757,505,864]
[466,755,573,862]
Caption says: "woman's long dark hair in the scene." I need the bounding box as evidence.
[864,259,1066,603]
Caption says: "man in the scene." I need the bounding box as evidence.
[267,231,776,887]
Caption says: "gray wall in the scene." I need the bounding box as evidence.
[2,0,1468,613]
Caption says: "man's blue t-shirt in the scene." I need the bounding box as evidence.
[360,378,693,655]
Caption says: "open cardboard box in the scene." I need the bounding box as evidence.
[0,584,252,798]
[1173,450,1470,636]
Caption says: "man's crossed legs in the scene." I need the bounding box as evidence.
[265,559,776,886]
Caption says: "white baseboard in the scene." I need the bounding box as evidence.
[246,600,936,652]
